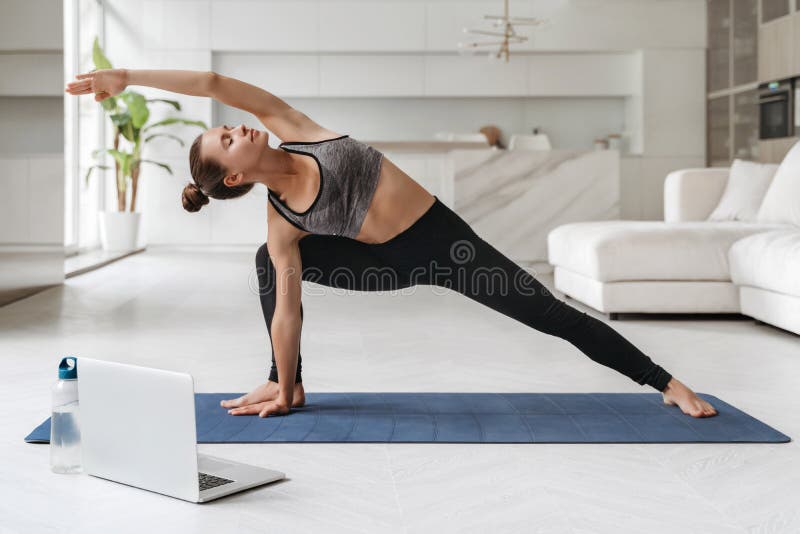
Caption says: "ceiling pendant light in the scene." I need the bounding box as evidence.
[457,0,544,62]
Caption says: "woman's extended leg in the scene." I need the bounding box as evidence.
[447,235,673,391]
[376,199,673,391]
[438,235,717,416]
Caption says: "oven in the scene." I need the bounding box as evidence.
[759,80,794,139]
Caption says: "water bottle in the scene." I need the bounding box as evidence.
[50,356,82,474]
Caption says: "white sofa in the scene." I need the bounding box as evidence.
[547,146,800,335]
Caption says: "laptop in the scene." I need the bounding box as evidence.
[77,357,285,503]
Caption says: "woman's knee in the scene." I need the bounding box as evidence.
[534,295,591,337]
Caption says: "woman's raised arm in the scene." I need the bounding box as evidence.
[127,69,215,97]
[65,68,328,140]
[69,68,305,122]
[207,71,294,120]
[208,72,335,141]
[65,68,214,101]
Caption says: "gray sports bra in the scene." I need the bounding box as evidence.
[267,135,384,238]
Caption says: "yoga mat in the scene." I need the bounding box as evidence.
[25,392,790,444]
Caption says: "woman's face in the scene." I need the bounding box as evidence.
[201,124,269,183]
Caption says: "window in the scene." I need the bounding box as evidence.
[64,0,105,252]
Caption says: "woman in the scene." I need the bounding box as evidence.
[66,69,717,419]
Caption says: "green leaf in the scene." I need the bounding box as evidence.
[121,152,133,177]
[105,148,128,167]
[143,133,186,147]
[143,117,208,132]
[119,91,150,129]
[137,159,174,175]
[84,164,112,187]
[122,121,136,142]
[100,97,118,112]
[146,98,182,111]
[109,112,132,129]
[92,37,113,70]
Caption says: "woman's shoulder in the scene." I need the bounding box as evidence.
[267,200,310,244]
[279,128,347,145]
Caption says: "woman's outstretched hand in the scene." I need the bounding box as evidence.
[227,399,291,418]
[65,68,128,101]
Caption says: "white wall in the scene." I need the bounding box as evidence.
[0,0,64,139]
[203,0,705,53]
[212,52,640,99]
[0,0,65,301]
[0,0,62,50]
[0,0,64,220]
[0,97,64,154]
[217,96,627,150]
[101,0,706,247]
[632,48,707,220]
[0,155,64,245]
[0,0,64,155]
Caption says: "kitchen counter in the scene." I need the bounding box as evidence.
[451,148,620,268]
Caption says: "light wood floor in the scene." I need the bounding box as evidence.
[2,249,799,533]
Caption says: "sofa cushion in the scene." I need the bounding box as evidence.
[547,221,785,282]
[707,159,778,222]
[729,230,800,297]
[757,140,800,226]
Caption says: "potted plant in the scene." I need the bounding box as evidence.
[84,37,208,251]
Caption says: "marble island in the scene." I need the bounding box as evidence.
[380,145,620,271]
[452,149,620,270]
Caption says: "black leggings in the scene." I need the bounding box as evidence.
[254,197,673,392]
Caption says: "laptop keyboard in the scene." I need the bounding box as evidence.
[198,472,235,491]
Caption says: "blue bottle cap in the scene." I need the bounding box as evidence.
[58,356,78,380]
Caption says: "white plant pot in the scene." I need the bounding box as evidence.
[98,211,141,252]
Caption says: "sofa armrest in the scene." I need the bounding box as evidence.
[663,168,729,222]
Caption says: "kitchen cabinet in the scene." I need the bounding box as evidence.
[214,53,319,97]
[0,53,63,96]
[706,1,759,166]
[709,0,759,89]
[526,53,638,96]
[708,96,731,166]
[318,2,425,52]
[758,15,795,81]
[708,0,731,92]
[210,1,319,51]
[733,89,759,160]
[424,55,528,96]
[143,0,209,50]
[706,89,759,166]
[733,0,759,85]
[759,136,800,162]
[761,0,790,23]
[795,11,800,75]
[319,56,424,96]
[707,89,763,167]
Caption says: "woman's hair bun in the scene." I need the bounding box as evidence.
[182,182,209,213]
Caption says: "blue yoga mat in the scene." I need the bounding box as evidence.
[25,392,790,444]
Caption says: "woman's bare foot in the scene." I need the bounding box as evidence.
[661,377,717,417]
[220,381,305,409]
